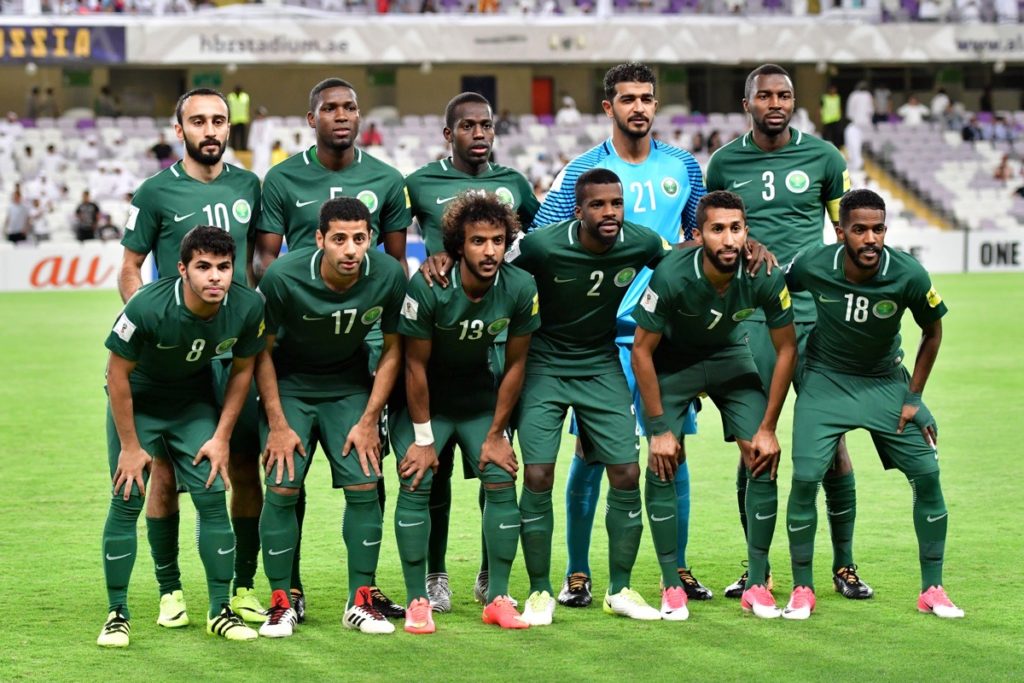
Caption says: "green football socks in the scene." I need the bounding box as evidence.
[482,486,519,601]
[787,479,820,590]
[146,512,181,596]
[644,469,682,588]
[909,471,947,591]
[103,495,143,619]
[606,486,643,594]
[823,471,857,572]
[342,487,382,607]
[231,516,260,592]
[426,471,451,575]
[519,487,554,595]
[744,471,778,588]
[259,490,299,594]
[190,491,235,618]
[395,487,431,602]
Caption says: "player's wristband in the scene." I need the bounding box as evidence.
[646,414,672,436]
[413,421,434,446]
[904,390,923,407]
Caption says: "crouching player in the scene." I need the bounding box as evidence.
[99,225,266,646]
[631,191,796,619]
[254,197,406,638]
[781,189,962,620]
[392,192,539,633]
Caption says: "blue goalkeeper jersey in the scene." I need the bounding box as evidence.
[532,138,706,338]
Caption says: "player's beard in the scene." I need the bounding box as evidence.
[846,243,881,271]
[183,134,226,166]
[613,111,652,141]
[583,219,622,247]
[464,257,499,284]
[707,248,741,274]
[752,111,791,138]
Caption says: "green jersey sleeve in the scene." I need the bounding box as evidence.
[104,301,151,361]
[508,271,541,337]
[258,170,286,235]
[398,274,437,339]
[231,292,267,358]
[379,179,412,234]
[380,261,408,334]
[505,231,536,271]
[516,174,541,230]
[645,230,673,269]
[822,147,851,224]
[704,157,724,192]
[120,182,162,255]
[761,269,795,329]
[906,267,948,327]
[256,264,286,332]
[632,267,673,333]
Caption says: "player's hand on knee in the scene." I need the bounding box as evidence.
[400,444,439,491]
[420,253,452,288]
[344,419,383,478]
[648,432,681,481]
[114,446,153,500]
[479,433,519,478]
[264,426,304,485]
[744,238,778,277]
[195,436,232,490]
[898,401,938,447]
[749,428,781,479]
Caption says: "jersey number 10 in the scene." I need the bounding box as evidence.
[202,203,231,230]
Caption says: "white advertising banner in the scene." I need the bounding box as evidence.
[966,230,1024,273]
[0,242,153,292]
[886,229,966,275]
[121,18,1024,65]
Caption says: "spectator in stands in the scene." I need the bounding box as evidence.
[97,212,121,241]
[26,87,42,120]
[149,132,177,168]
[248,106,273,178]
[897,95,929,126]
[41,143,66,176]
[846,81,874,131]
[25,171,60,211]
[872,84,892,126]
[994,0,1019,21]
[29,198,48,243]
[962,115,984,142]
[670,128,689,150]
[479,0,500,12]
[979,86,994,114]
[707,129,723,154]
[0,111,21,137]
[286,130,306,154]
[992,115,1016,144]
[820,83,843,147]
[955,0,981,22]
[993,154,1014,182]
[495,109,517,136]
[95,86,120,117]
[74,190,101,242]
[270,140,289,167]
[16,145,41,181]
[76,136,101,170]
[844,120,865,172]
[691,130,706,153]
[38,87,59,118]
[227,84,251,151]
[792,106,816,134]
[360,122,384,147]
[420,0,438,11]
[555,94,582,126]
[4,189,30,245]
[930,88,950,125]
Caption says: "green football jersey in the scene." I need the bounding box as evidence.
[258,246,406,398]
[508,219,670,377]
[786,244,948,376]
[105,276,266,398]
[259,146,412,250]
[405,158,539,255]
[705,128,850,322]
[122,161,260,285]
[400,263,539,408]
[634,246,793,372]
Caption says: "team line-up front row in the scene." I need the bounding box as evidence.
[98,173,962,647]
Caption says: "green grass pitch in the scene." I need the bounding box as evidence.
[1,273,1021,682]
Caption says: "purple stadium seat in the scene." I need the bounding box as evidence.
[537,114,555,125]
[76,119,97,130]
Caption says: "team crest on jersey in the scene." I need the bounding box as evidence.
[785,171,810,194]
[926,287,942,308]
[357,190,379,213]
[661,178,679,197]
[614,268,637,287]
[487,318,510,336]
[495,187,515,207]
[732,308,755,322]
[215,337,238,354]
[873,300,898,319]
[362,306,383,325]
[232,199,252,223]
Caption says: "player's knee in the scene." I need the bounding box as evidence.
[268,485,299,497]
[606,462,640,490]
[344,482,378,493]
[524,465,554,492]
[908,470,944,504]
[788,479,820,508]
[483,480,515,491]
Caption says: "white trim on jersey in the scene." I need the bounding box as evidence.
[832,244,844,270]
[310,249,321,279]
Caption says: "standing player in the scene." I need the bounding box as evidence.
[781,189,962,620]
[631,191,797,620]
[256,77,413,620]
[117,88,268,627]
[98,226,266,647]
[705,64,868,600]
[532,62,709,607]
[510,168,670,625]
[405,92,539,611]
[254,198,406,639]
[393,192,539,633]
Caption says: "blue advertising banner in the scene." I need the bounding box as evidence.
[0,25,125,64]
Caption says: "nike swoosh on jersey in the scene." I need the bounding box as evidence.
[818,295,843,303]
[436,196,458,204]
[676,310,700,317]
[173,212,196,222]
[295,199,318,208]
[553,277,576,283]
[302,314,325,321]
[156,343,179,349]
[732,180,753,188]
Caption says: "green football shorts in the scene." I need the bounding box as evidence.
[742,319,813,393]
[211,357,260,457]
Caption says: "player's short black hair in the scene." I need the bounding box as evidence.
[318,197,371,235]
[603,62,656,101]
[574,168,622,207]
[839,189,886,226]
[445,92,492,130]
[309,78,356,113]
[696,190,747,229]
[744,64,792,101]
[175,88,229,125]
[180,225,235,266]
[441,192,519,259]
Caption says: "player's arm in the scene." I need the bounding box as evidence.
[749,322,797,480]
[479,333,530,478]
[255,231,284,275]
[254,334,306,485]
[898,318,942,446]
[631,326,679,482]
[380,179,413,276]
[106,352,152,500]
[399,335,439,490]
[194,353,255,490]
[382,229,409,277]
[118,248,148,303]
[344,332,401,478]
